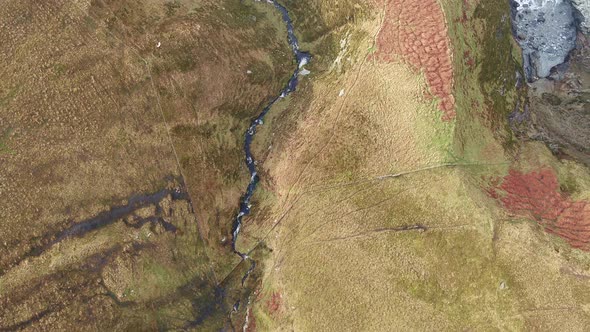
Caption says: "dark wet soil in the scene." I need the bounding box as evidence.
[1,186,187,278]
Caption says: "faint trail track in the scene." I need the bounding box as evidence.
[244,161,507,260]
[276,2,390,225]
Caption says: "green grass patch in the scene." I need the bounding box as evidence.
[0,128,14,155]
[0,86,19,108]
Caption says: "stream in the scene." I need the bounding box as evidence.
[230,0,311,284]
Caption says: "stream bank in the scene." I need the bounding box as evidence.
[227,0,311,327]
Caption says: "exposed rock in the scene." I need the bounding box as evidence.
[511,0,577,80]
[523,34,590,165]
[571,0,590,33]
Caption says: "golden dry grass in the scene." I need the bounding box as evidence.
[237,1,590,331]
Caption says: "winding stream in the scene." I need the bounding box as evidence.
[231,0,311,282]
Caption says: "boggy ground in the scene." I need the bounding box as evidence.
[236,0,590,330]
[488,167,590,250]
[0,0,292,329]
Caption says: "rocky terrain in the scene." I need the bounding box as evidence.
[512,0,577,79]
[511,0,590,166]
[573,0,590,32]
[1,0,590,331]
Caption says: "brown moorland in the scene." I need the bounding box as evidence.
[0,0,292,329]
[3,0,590,330]
[238,0,590,330]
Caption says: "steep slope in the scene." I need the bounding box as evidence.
[236,0,590,330]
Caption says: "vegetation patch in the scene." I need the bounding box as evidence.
[488,168,590,251]
[371,0,456,120]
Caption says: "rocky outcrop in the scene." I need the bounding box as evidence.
[511,0,577,80]
[524,33,590,165]
[572,0,590,33]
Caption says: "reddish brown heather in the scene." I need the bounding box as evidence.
[266,291,283,316]
[245,307,257,332]
[372,0,456,120]
[489,168,590,250]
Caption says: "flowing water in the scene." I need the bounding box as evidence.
[230,0,311,284]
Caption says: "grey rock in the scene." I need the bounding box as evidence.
[511,0,577,80]
[571,0,590,33]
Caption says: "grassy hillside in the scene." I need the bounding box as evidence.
[2,0,590,330]
[237,0,590,330]
[0,0,292,329]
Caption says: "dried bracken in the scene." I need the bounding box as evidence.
[489,168,590,250]
[244,307,257,332]
[266,291,283,316]
[372,0,455,120]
